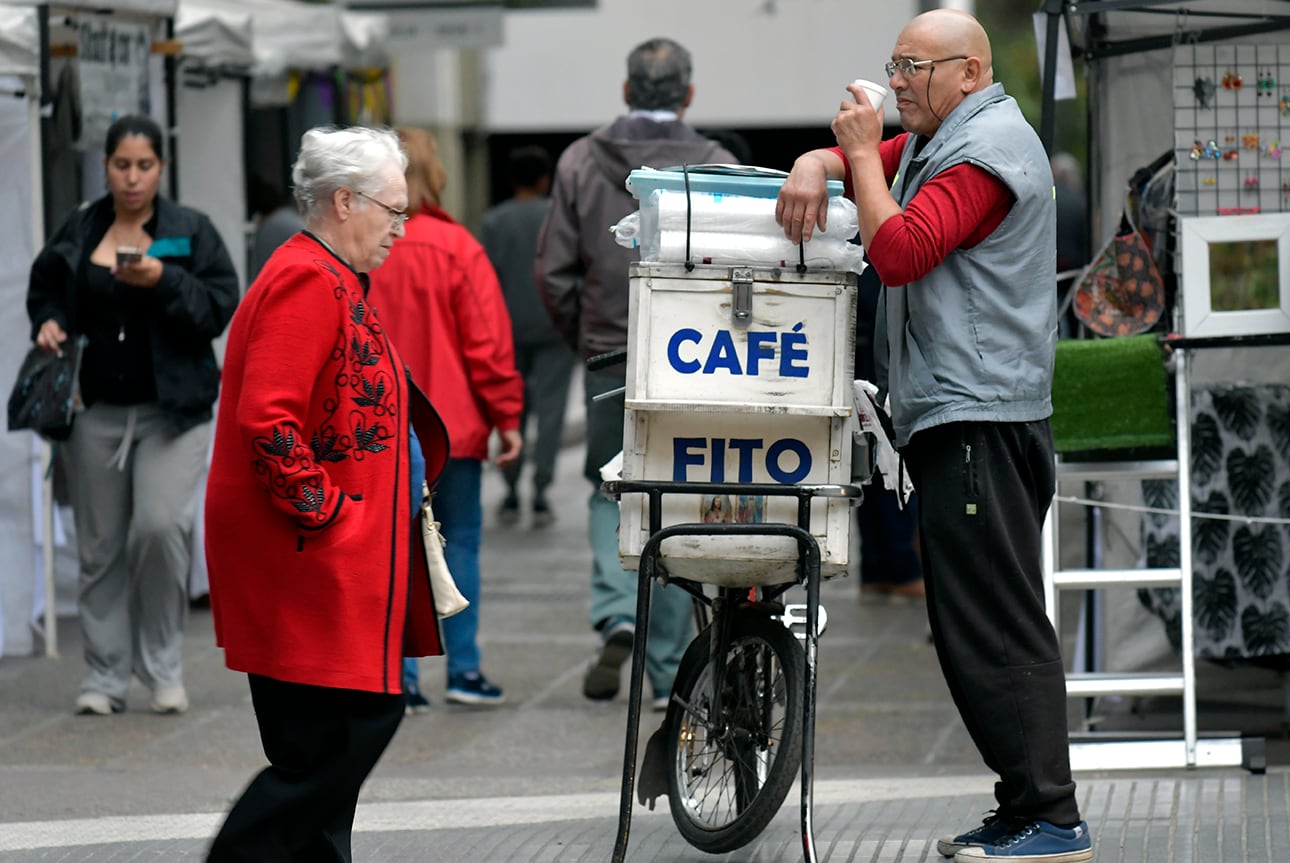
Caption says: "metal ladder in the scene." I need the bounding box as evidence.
[1041,346,1255,771]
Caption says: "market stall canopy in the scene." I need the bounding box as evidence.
[175,0,253,69]
[1040,0,1290,233]
[197,0,342,76]
[0,0,179,13]
[340,9,388,70]
[1063,0,1290,58]
[0,4,37,79]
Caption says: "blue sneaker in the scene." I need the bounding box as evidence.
[404,691,431,715]
[445,671,505,706]
[937,812,1020,857]
[954,820,1092,862]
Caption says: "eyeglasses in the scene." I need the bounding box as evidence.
[356,190,409,227]
[884,56,968,78]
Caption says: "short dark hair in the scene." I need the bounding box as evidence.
[104,115,164,160]
[508,146,551,189]
[626,38,692,112]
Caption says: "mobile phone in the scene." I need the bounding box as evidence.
[116,246,144,267]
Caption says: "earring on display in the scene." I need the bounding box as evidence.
[1244,175,1259,190]
[1264,140,1282,159]
[1193,76,1216,108]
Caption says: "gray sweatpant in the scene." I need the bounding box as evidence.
[60,402,211,706]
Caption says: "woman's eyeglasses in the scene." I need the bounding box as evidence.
[357,191,409,227]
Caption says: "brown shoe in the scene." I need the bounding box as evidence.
[860,579,925,604]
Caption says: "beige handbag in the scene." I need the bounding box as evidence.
[421,482,469,618]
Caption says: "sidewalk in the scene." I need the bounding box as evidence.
[0,421,1285,861]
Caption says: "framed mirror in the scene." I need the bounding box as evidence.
[1179,213,1290,337]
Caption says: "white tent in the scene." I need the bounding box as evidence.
[0,5,36,78]
[173,0,253,602]
[175,0,253,71]
[340,9,389,72]
[175,0,252,290]
[0,0,178,658]
[1041,1,1290,237]
[0,3,40,658]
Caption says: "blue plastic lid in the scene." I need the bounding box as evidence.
[627,165,847,201]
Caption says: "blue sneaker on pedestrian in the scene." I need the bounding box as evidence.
[953,819,1092,862]
[404,691,431,715]
[445,671,505,706]
[937,812,1020,857]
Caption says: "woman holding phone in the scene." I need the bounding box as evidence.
[26,114,239,717]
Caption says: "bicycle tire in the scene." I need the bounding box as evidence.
[664,612,805,853]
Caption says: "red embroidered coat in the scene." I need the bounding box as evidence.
[205,233,449,694]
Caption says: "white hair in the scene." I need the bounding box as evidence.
[292,126,408,221]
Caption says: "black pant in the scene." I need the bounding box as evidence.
[206,674,405,862]
[904,420,1081,827]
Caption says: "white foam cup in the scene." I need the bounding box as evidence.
[850,78,888,112]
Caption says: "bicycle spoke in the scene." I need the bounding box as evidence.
[674,637,789,828]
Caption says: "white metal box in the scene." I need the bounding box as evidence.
[618,262,858,584]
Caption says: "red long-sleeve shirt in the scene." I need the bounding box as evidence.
[830,134,1015,285]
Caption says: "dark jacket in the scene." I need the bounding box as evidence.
[27,195,240,432]
[536,115,735,359]
[479,196,559,348]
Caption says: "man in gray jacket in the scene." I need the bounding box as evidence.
[777,9,1090,863]
[536,37,736,710]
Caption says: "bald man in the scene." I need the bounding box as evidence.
[778,11,1092,863]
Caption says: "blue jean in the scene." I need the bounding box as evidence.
[584,367,693,694]
[403,442,485,692]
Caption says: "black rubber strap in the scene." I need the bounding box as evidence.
[683,163,695,272]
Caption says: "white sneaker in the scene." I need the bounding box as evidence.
[74,691,115,716]
[150,684,189,714]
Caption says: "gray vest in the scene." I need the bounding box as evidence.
[876,83,1057,447]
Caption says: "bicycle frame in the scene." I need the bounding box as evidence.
[604,478,861,863]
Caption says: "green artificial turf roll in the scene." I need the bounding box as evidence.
[1051,334,1174,454]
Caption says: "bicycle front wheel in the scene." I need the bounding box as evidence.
[664,612,805,853]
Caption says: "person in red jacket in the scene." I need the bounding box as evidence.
[204,126,450,861]
[370,127,523,708]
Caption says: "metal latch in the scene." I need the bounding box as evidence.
[731,267,753,326]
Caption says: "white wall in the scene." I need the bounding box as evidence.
[397,0,919,133]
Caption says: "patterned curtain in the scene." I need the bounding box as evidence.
[1139,382,1290,661]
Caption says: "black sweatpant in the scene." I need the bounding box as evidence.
[206,674,405,862]
[904,419,1081,827]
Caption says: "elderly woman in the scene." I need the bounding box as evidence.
[204,126,449,861]
[26,114,238,717]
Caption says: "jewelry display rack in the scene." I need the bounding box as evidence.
[1174,42,1290,218]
